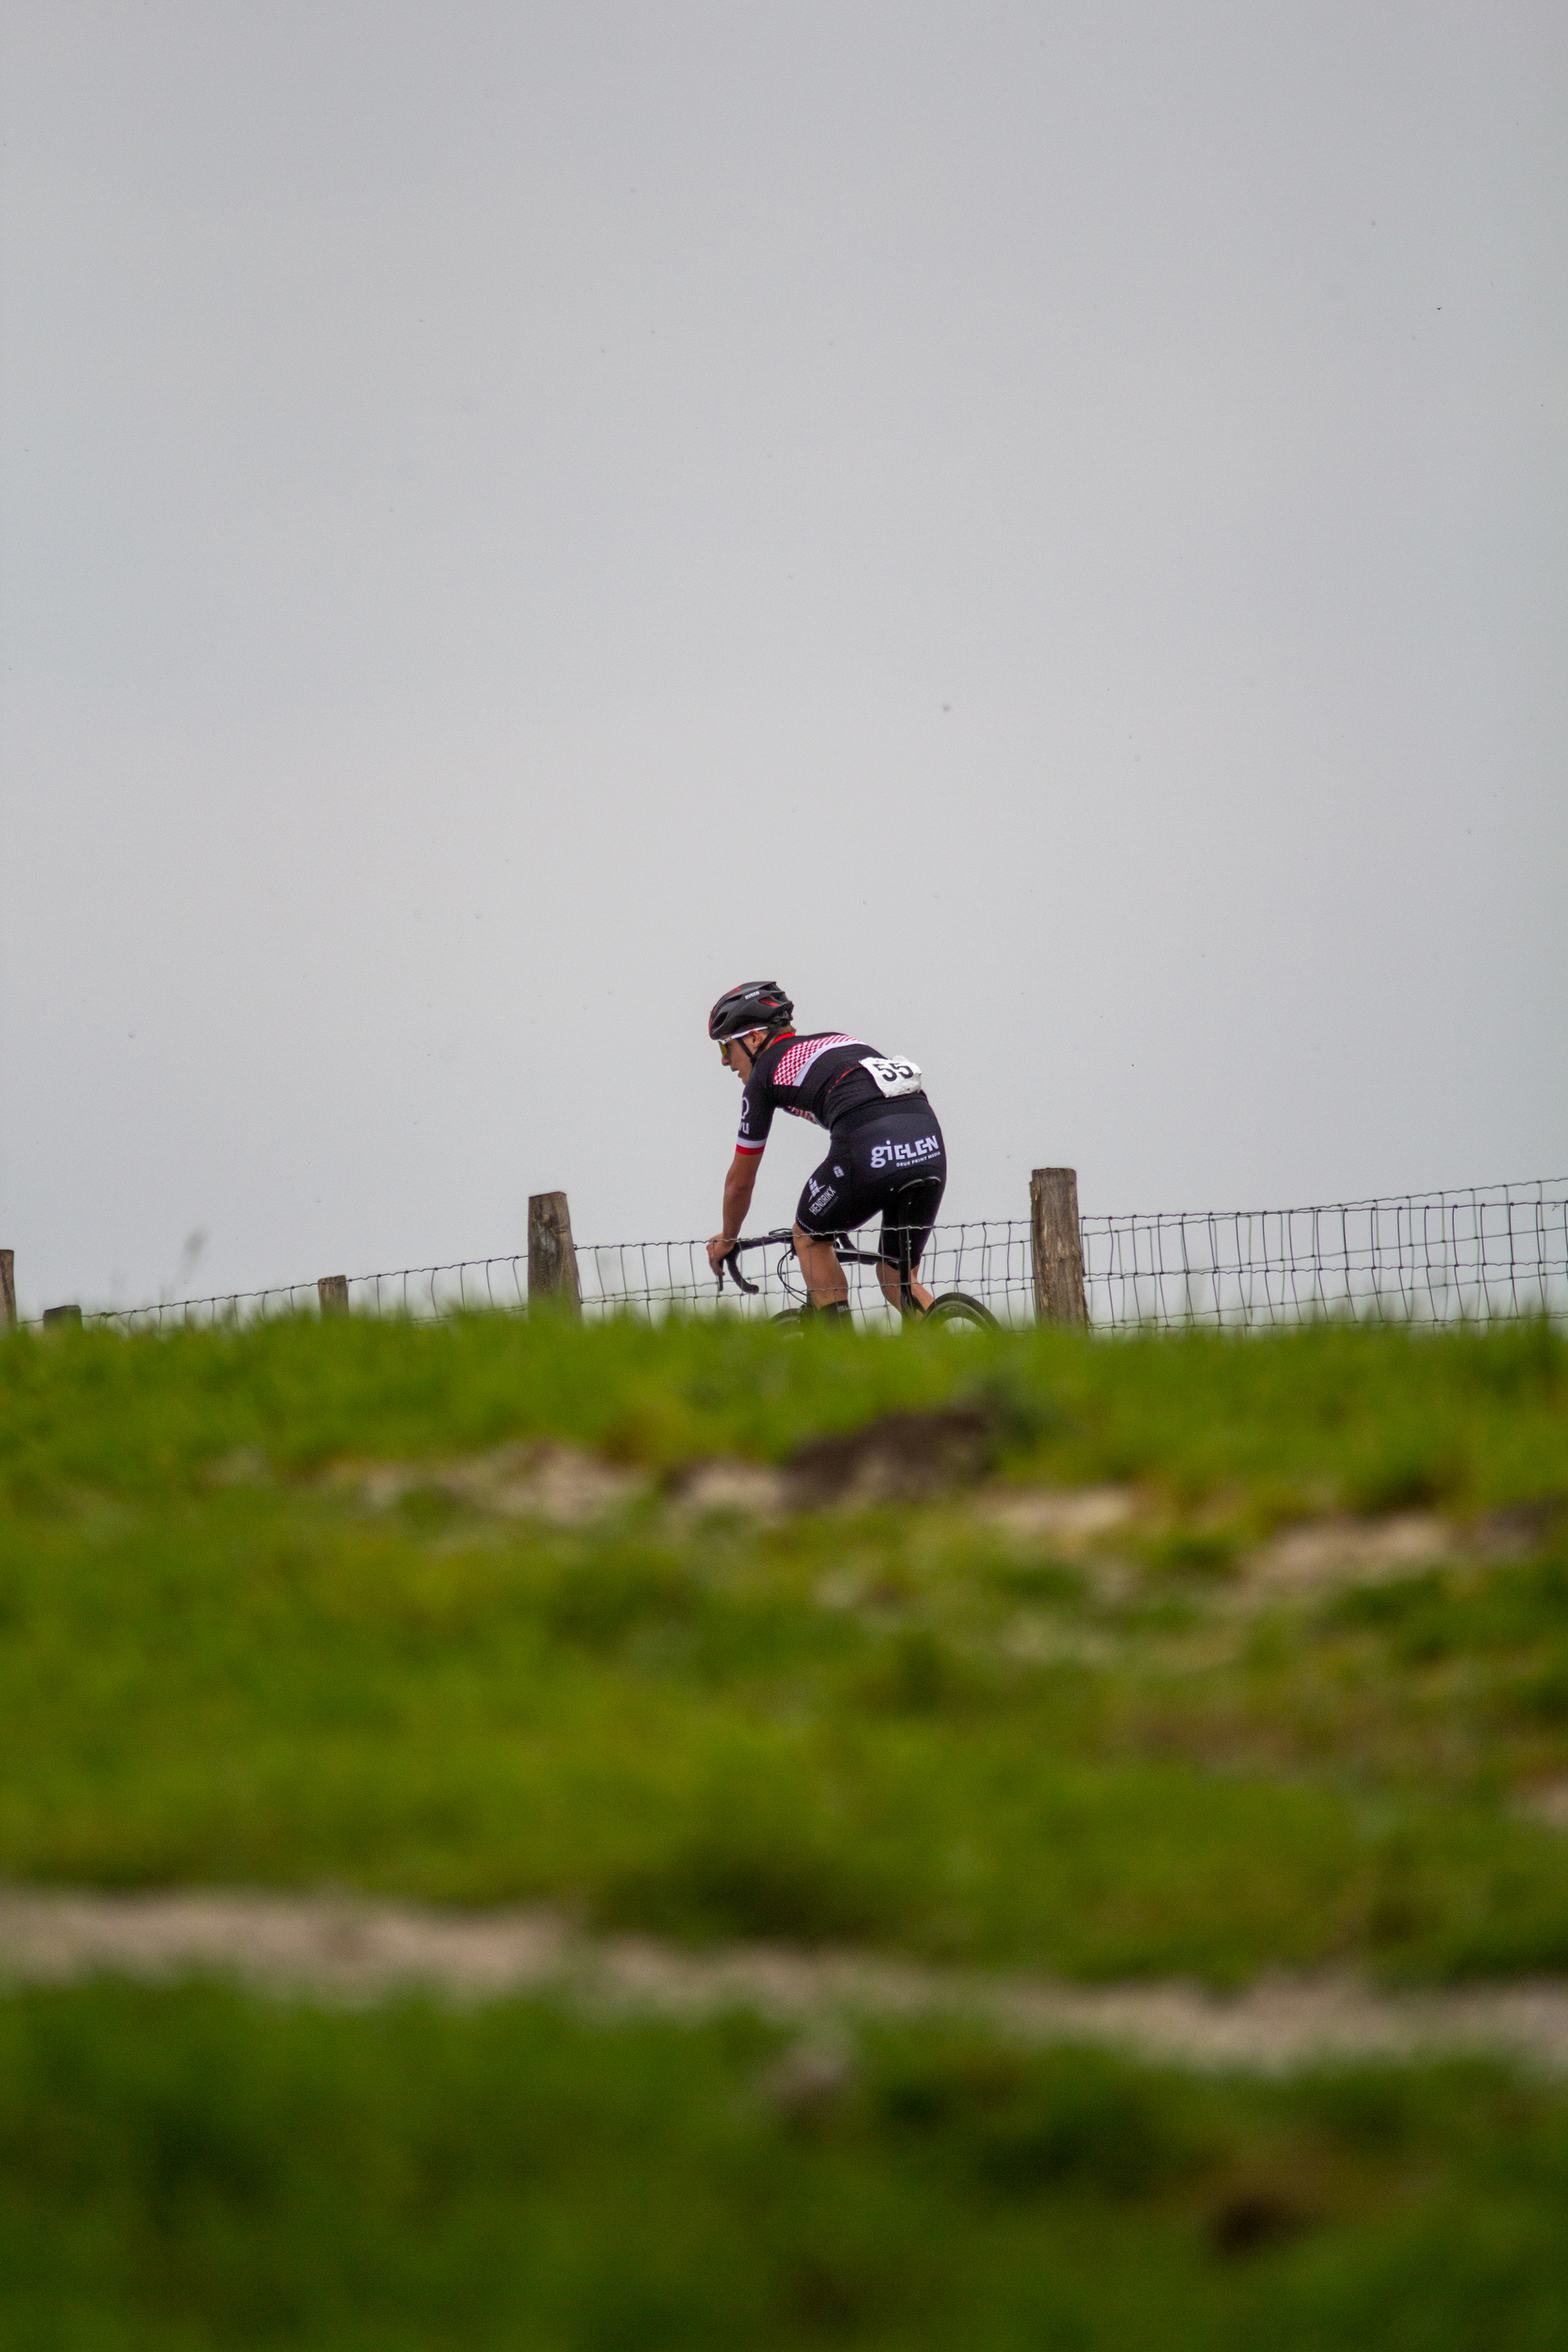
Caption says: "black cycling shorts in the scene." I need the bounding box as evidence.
[795,1105,947,1267]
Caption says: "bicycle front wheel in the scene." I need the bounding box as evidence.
[922,1292,999,1330]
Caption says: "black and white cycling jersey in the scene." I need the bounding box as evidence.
[735,1032,929,1157]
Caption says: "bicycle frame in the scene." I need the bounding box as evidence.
[716,1218,931,1317]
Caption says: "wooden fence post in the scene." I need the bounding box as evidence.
[0,1251,14,1331]
[1030,1168,1089,1328]
[528,1191,582,1315]
[318,1275,349,1317]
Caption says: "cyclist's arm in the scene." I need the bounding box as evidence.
[708,1151,761,1271]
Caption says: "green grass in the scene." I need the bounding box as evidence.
[1,1313,1567,1981]
[2,1981,1566,2349]
[5,1313,1568,2341]
[3,1304,1564,1504]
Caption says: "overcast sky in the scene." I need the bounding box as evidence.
[1,2,1563,1311]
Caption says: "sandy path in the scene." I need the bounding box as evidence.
[4,1885,1568,2073]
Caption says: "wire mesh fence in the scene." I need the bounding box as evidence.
[86,1263,532,1334]
[42,1177,1568,1336]
[1083,1181,1568,1329]
[87,1282,322,1334]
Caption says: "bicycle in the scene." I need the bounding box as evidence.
[714,1181,997,1330]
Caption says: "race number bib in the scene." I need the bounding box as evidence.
[861,1054,923,1099]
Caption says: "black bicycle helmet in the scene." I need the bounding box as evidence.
[708,980,794,1043]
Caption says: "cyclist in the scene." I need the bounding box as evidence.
[704,981,946,1316]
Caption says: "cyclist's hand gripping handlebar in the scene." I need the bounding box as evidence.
[715,1242,760,1296]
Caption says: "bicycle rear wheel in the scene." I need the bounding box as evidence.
[922,1292,998,1330]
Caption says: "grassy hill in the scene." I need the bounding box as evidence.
[2,1309,1566,2345]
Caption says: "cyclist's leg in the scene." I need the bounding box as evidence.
[875,1257,935,1314]
[794,1154,851,1308]
[872,1129,946,1315]
[796,1114,946,1317]
[791,1227,849,1309]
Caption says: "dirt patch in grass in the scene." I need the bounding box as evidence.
[5,1886,1568,2073]
[1516,1779,1568,1831]
[976,1485,1140,1551]
[1247,1514,1454,1593]
[331,1443,648,1524]
[784,1409,1001,1508]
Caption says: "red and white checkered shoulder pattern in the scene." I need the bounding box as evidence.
[774,1034,861,1090]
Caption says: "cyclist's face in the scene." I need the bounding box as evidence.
[720,1032,760,1078]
